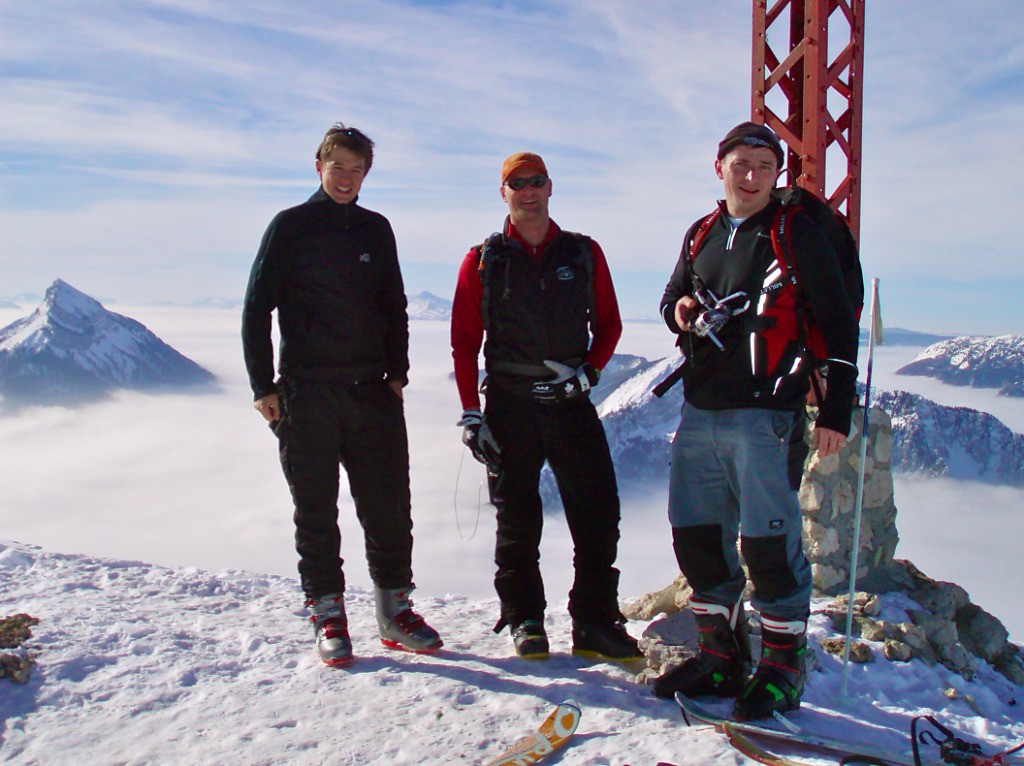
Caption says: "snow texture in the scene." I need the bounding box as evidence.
[2,538,1023,765]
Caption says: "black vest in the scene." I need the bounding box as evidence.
[480,231,593,395]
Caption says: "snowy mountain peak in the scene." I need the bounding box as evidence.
[45,278,105,320]
[408,291,452,321]
[0,280,215,405]
[897,335,1024,396]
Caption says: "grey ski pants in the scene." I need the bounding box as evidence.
[667,403,811,620]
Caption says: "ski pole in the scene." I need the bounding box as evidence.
[841,278,881,701]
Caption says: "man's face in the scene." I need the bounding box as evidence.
[715,145,781,218]
[500,168,552,225]
[316,146,366,204]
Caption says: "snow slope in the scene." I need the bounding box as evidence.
[2,538,1022,766]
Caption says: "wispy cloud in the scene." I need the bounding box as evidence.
[1,1,1023,331]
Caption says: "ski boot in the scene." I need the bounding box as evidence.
[652,597,750,699]
[571,620,643,662]
[733,614,807,721]
[306,592,353,667]
[512,620,550,660]
[375,586,443,654]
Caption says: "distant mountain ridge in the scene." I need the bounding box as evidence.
[866,326,951,346]
[875,389,1024,484]
[897,335,1024,396]
[407,291,452,320]
[538,351,1024,503]
[0,280,215,405]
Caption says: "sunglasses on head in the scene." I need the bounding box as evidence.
[328,124,371,143]
[505,175,548,191]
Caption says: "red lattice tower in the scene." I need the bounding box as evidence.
[752,0,865,240]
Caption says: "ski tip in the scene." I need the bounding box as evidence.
[555,700,582,738]
[672,692,694,727]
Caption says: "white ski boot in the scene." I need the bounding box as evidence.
[306,593,353,666]
[374,586,443,654]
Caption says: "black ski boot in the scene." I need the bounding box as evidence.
[512,620,550,660]
[571,620,642,662]
[733,615,807,721]
[652,598,750,699]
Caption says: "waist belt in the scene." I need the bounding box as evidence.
[488,358,583,378]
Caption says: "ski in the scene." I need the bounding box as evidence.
[723,723,829,766]
[483,699,581,766]
[674,693,915,766]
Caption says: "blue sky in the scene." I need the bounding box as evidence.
[2,0,1023,334]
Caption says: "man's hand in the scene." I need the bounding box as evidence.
[530,361,599,404]
[458,409,501,470]
[813,425,849,457]
[254,393,281,422]
[674,296,699,332]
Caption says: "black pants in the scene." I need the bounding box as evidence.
[274,377,414,598]
[485,384,622,628]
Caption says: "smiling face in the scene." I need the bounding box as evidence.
[715,144,781,219]
[316,146,366,204]
[500,168,552,228]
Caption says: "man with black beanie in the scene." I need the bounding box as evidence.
[651,122,859,720]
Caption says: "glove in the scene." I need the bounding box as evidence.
[530,361,600,404]
[457,409,501,470]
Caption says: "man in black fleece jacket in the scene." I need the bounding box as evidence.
[242,123,441,666]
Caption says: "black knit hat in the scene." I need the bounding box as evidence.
[717,122,785,168]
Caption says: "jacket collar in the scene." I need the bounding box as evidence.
[502,216,560,255]
[308,186,361,208]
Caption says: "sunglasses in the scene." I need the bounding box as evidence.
[326,124,372,144]
[505,175,549,191]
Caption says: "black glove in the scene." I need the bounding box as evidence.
[458,409,501,471]
[530,361,600,404]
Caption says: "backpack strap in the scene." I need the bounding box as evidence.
[689,210,721,259]
[771,201,826,402]
[569,231,597,332]
[476,232,504,333]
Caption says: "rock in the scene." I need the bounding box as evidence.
[819,637,873,663]
[909,580,969,620]
[0,614,39,649]
[799,480,825,512]
[994,645,1024,685]
[938,642,976,680]
[955,604,1009,664]
[883,639,912,662]
[624,576,688,621]
[639,611,698,677]
[0,653,35,684]
[812,564,843,593]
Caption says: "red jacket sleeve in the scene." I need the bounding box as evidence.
[450,248,485,411]
[584,239,622,371]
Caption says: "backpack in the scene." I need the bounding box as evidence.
[688,187,864,367]
[475,231,596,333]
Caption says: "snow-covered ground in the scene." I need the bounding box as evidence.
[2,538,1023,765]
[1,307,1023,764]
